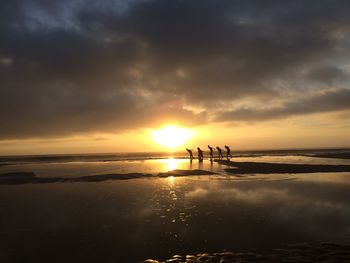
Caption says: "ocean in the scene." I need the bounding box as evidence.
[1,147,350,164]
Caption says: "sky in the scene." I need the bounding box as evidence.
[1,0,350,155]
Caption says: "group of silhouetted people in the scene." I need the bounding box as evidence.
[186,145,232,163]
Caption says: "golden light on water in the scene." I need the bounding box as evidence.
[166,159,178,171]
[167,175,175,186]
[158,158,183,171]
[151,125,194,149]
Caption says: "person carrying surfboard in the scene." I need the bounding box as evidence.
[208,145,214,162]
[225,145,232,160]
[186,148,194,162]
[197,147,204,162]
[216,146,223,160]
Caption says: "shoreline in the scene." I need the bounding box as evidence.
[1,159,350,185]
[0,169,217,185]
[1,149,350,166]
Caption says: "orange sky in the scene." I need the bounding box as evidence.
[1,112,349,155]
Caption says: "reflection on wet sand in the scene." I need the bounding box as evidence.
[157,158,182,171]
[144,173,350,262]
[147,172,350,261]
[145,242,350,262]
[0,159,350,262]
[150,176,195,244]
[0,158,231,178]
[0,169,216,185]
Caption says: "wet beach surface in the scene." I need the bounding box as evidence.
[0,157,350,262]
[2,157,350,185]
[144,242,350,262]
[0,169,217,185]
[218,159,350,174]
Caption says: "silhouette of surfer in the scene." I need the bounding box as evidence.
[197,147,204,162]
[186,148,194,162]
[208,145,214,163]
[216,146,223,160]
[225,145,232,160]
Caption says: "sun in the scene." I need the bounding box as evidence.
[151,125,194,149]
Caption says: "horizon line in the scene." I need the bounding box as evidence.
[1,146,350,158]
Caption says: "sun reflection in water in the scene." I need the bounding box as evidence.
[158,158,184,171]
[167,159,177,171]
[168,175,175,187]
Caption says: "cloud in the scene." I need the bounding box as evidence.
[215,88,350,122]
[1,0,350,139]
[306,66,349,85]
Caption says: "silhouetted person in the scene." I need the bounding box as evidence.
[225,145,232,160]
[186,148,194,162]
[208,145,214,163]
[197,147,204,162]
[216,146,223,160]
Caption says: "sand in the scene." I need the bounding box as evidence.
[310,152,350,160]
[1,162,350,262]
[0,169,216,185]
[158,169,216,177]
[143,241,350,262]
[217,160,350,174]
[0,171,152,184]
[2,159,350,184]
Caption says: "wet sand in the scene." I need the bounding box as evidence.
[218,160,350,175]
[0,170,216,185]
[1,157,350,262]
[144,242,350,262]
[2,159,350,184]
[311,152,350,160]
[158,169,216,177]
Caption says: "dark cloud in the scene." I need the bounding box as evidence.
[215,88,350,122]
[1,0,350,139]
[306,66,349,85]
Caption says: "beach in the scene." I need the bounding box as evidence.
[1,150,350,262]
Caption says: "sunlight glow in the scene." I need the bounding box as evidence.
[158,158,185,171]
[167,175,175,188]
[151,125,194,149]
[166,159,178,171]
